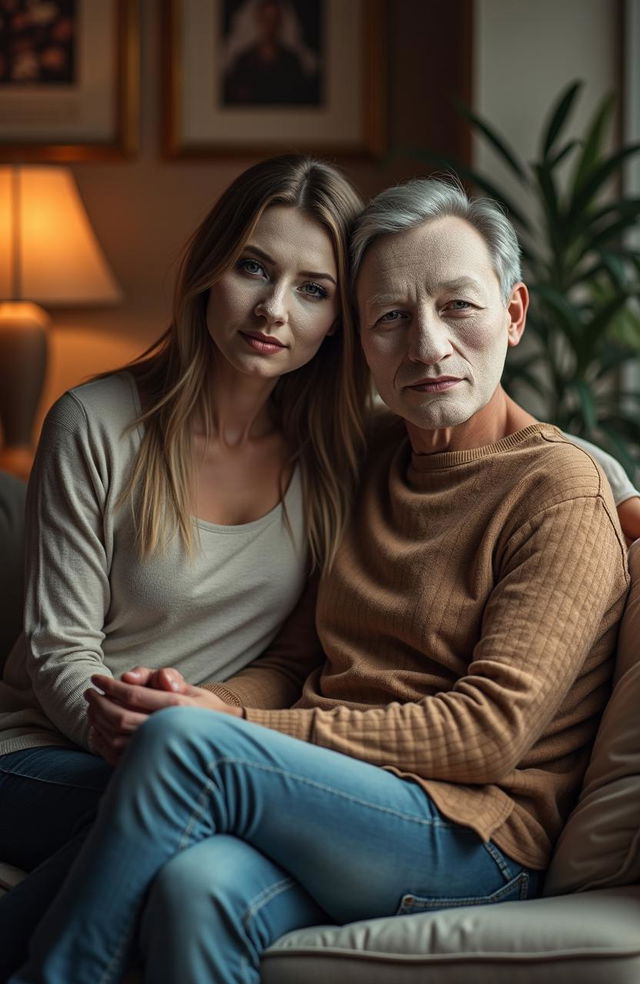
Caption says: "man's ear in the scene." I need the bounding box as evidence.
[506,282,528,347]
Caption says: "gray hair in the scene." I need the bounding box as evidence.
[350,176,522,303]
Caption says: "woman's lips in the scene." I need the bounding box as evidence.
[407,377,462,393]
[240,332,287,354]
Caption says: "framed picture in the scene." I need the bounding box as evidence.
[162,0,387,158]
[0,0,138,162]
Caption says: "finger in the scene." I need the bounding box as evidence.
[85,689,148,735]
[91,675,183,713]
[154,667,188,693]
[121,666,154,685]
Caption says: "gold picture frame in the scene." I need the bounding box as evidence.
[0,0,139,162]
[162,0,387,159]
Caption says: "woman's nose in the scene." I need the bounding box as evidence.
[255,284,288,325]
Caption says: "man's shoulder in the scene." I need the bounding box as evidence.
[514,424,610,504]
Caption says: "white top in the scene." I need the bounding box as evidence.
[0,373,306,754]
[561,432,639,506]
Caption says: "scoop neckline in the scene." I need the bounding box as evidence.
[122,369,298,534]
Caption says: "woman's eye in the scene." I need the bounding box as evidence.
[300,281,328,300]
[238,258,266,277]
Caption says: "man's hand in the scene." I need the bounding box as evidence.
[119,664,190,693]
[85,672,242,766]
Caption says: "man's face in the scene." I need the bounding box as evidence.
[357,216,523,438]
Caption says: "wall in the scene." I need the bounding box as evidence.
[37,0,620,433]
[474,0,619,190]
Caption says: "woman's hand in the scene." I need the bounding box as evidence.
[85,672,242,766]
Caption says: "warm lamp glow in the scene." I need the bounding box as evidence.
[0,166,122,478]
[0,166,121,305]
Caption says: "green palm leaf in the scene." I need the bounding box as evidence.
[541,81,582,158]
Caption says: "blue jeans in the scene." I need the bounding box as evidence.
[12,709,541,984]
[0,746,112,977]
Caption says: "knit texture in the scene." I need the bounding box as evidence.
[241,420,629,869]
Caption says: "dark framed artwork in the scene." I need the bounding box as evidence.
[162,0,387,158]
[0,0,138,162]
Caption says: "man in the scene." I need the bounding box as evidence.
[13,179,630,984]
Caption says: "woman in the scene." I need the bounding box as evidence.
[0,154,368,975]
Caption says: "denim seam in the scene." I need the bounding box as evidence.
[99,929,135,984]
[242,876,296,928]
[481,839,514,881]
[398,871,529,911]
[200,755,451,828]
[178,776,220,850]
[0,765,106,792]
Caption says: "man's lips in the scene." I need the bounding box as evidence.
[240,331,287,353]
[405,376,462,392]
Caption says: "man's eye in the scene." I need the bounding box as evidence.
[238,258,265,277]
[378,310,406,324]
[300,281,328,300]
[446,300,472,311]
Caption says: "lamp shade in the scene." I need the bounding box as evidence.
[0,166,121,305]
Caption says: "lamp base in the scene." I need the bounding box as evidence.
[0,302,50,479]
[0,445,34,482]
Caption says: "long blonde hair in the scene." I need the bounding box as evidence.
[120,155,369,572]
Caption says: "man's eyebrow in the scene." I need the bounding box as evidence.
[243,244,336,285]
[361,293,402,310]
[437,277,483,292]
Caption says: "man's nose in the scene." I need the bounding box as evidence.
[407,312,453,364]
[255,283,288,326]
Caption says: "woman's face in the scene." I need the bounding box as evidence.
[206,205,339,382]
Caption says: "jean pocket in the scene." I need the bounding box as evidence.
[395,870,530,915]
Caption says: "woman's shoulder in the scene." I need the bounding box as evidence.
[45,371,141,437]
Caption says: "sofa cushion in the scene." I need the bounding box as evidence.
[262,886,640,984]
[0,471,26,675]
[544,539,640,895]
[0,861,26,894]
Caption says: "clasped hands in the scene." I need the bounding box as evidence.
[85,666,242,767]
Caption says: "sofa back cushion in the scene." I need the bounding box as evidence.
[544,539,640,895]
[0,472,26,676]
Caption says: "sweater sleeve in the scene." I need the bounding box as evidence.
[245,494,628,781]
[22,393,114,750]
[203,576,323,708]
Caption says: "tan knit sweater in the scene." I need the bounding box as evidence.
[214,420,629,869]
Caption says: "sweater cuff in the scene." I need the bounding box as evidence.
[244,707,315,743]
[201,683,243,707]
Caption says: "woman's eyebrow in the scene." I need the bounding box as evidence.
[244,244,336,285]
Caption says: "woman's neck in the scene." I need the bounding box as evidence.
[195,365,279,448]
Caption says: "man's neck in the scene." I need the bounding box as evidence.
[405,387,538,455]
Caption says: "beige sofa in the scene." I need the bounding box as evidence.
[1,471,639,981]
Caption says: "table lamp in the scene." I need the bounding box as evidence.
[0,166,121,479]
